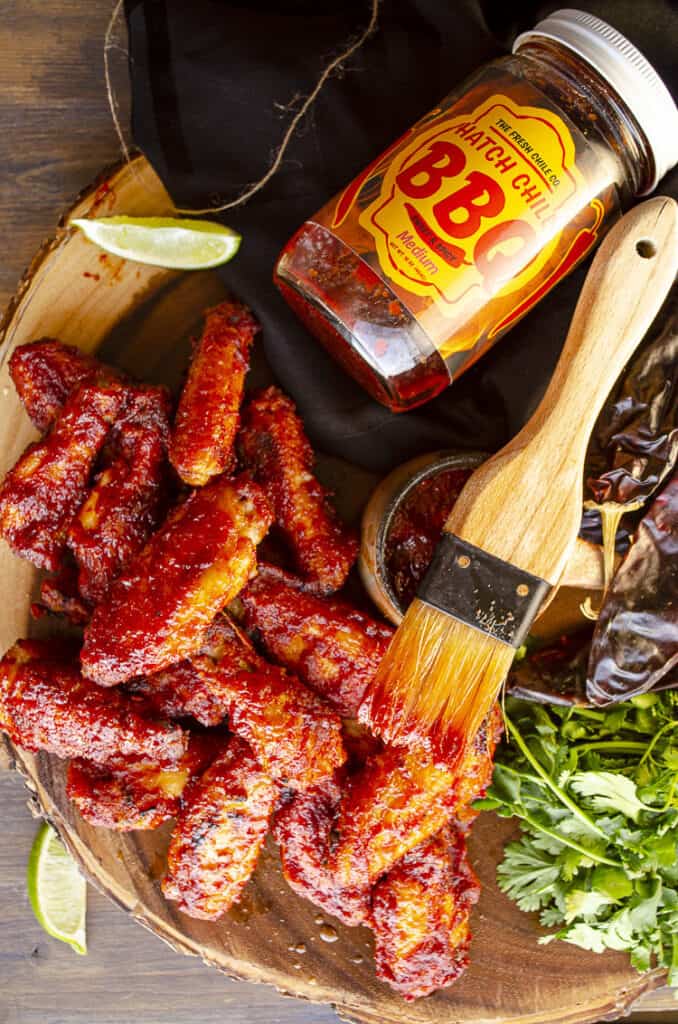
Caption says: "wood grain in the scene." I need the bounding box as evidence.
[0,4,675,1021]
[0,0,131,314]
[0,769,338,1024]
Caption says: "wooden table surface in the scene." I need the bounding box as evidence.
[0,4,675,1023]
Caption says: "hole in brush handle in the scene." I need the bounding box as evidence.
[635,238,658,258]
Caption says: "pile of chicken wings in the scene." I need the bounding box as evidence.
[0,302,501,1000]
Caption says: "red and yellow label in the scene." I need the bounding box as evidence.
[359,95,586,321]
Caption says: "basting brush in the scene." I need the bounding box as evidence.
[360,196,678,764]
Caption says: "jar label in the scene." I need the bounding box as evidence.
[357,94,587,319]
[306,87,614,369]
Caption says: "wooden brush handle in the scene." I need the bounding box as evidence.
[446,196,678,585]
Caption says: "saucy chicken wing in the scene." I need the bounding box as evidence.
[208,662,345,789]
[0,640,186,766]
[131,656,225,726]
[35,565,90,624]
[67,732,222,831]
[370,826,480,1000]
[240,574,393,717]
[132,615,264,725]
[0,379,125,570]
[162,736,276,919]
[67,385,172,604]
[274,775,370,926]
[81,473,273,685]
[169,301,258,487]
[137,614,345,789]
[451,704,504,828]
[9,339,102,432]
[330,745,456,891]
[238,387,357,592]
[330,705,503,889]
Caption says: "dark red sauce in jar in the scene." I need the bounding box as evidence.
[276,13,674,412]
[275,224,450,410]
[383,467,473,609]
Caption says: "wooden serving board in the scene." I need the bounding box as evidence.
[0,156,667,1024]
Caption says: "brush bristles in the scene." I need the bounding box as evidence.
[361,598,514,763]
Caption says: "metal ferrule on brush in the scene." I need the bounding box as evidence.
[417,534,551,648]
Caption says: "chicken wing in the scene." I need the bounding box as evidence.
[131,656,223,726]
[240,573,393,717]
[451,703,504,828]
[0,639,187,766]
[112,382,172,446]
[8,338,102,432]
[67,385,172,604]
[274,775,370,926]
[330,705,503,889]
[370,825,480,1000]
[67,732,223,831]
[330,745,455,891]
[136,613,345,789]
[131,615,262,726]
[169,301,258,487]
[208,663,346,790]
[81,473,273,685]
[0,379,125,570]
[162,736,276,919]
[238,387,357,592]
[34,565,91,625]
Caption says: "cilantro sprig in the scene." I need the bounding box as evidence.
[478,693,678,982]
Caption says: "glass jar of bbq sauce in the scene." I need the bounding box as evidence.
[274,9,678,412]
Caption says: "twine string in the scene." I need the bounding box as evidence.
[104,0,382,216]
[104,0,132,167]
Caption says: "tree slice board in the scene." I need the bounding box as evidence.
[0,155,667,1024]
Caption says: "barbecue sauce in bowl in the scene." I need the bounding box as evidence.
[359,451,487,623]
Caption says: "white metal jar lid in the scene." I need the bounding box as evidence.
[513,8,678,193]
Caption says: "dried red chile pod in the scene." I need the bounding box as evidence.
[506,630,593,707]
[586,472,678,705]
[580,285,678,548]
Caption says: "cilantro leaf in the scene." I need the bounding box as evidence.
[497,841,560,912]
[490,694,678,980]
[556,922,608,954]
[564,889,615,922]
[570,771,650,823]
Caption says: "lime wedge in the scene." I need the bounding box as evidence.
[70,215,241,270]
[27,822,87,955]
